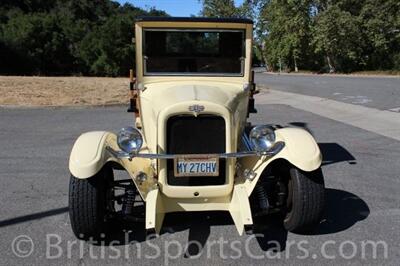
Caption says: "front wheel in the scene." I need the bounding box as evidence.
[69,167,114,240]
[283,167,325,233]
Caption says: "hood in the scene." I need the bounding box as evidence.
[140,81,247,116]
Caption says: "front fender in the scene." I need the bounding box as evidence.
[240,127,322,195]
[69,131,111,179]
[69,131,156,200]
[275,127,322,171]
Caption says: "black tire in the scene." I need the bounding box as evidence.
[69,167,113,240]
[283,167,325,233]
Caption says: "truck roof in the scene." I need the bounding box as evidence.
[135,16,253,25]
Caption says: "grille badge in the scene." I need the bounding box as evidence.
[188,105,205,116]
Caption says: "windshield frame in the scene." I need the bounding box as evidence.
[142,28,246,77]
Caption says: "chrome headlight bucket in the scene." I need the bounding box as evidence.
[117,127,143,154]
[249,125,276,152]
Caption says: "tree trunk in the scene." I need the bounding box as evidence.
[294,55,298,72]
[257,44,270,72]
[263,55,270,72]
[326,55,335,73]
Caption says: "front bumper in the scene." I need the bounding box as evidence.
[106,141,285,160]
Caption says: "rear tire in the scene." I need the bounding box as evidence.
[69,167,113,240]
[283,167,325,233]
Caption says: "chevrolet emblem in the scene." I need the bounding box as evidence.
[188,105,205,116]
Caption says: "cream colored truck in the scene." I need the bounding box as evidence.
[68,17,325,239]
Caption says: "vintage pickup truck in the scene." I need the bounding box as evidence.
[68,17,325,239]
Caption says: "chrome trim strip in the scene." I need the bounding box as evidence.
[106,141,285,160]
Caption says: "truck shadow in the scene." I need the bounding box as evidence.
[248,188,370,253]
[304,188,370,235]
[103,188,369,256]
[0,190,368,256]
[319,143,357,165]
[288,122,314,135]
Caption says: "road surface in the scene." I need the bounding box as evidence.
[255,73,400,111]
[1,101,399,265]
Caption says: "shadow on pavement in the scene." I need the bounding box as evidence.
[253,216,288,252]
[289,122,314,135]
[102,188,368,256]
[319,143,357,165]
[0,206,68,228]
[102,211,231,251]
[251,188,369,253]
[305,188,370,235]
[0,190,369,255]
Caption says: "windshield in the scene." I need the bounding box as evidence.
[143,29,245,76]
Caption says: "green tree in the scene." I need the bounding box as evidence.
[359,0,400,70]
[312,4,364,72]
[200,0,239,17]
[1,12,74,74]
[260,0,313,71]
[0,0,168,76]
[78,15,135,76]
[200,0,268,67]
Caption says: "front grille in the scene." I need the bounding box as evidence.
[166,115,226,186]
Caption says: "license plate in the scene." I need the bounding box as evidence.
[174,156,219,177]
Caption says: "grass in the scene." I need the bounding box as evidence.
[0,76,129,107]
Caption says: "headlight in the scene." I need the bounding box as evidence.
[117,127,143,154]
[249,125,276,152]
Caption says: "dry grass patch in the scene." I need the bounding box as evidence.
[0,76,129,107]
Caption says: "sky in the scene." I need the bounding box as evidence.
[116,0,244,17]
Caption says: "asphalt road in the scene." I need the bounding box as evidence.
[1,102,399,265]
[255,73,400,111]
